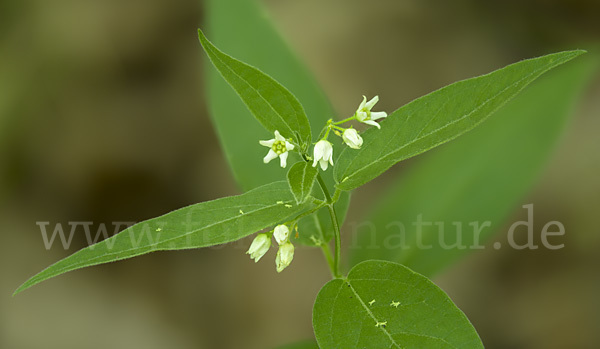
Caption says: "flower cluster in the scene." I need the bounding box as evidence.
[311,95,387,170]
[258,96,387,171]
[246,224,295,273]
[250,96,386,273]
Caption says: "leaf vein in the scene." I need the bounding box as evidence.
[342,63,549,184]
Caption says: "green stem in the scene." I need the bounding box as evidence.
[290,201,326,223]
[316,173,342,278]
[322,126,332,140]
[316,119,333,141]
[327,204,342,278]
[320,243,335,278]
[316,173,332,203]
[331,188,342,203]
[333,115,356,125]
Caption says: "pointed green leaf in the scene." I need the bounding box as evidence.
[287,161,318,204]
[203,0,350,246]
[14,181,315,295]
[198,29,311,150]
[334,50,586,191]
[204,0,333,190]
[313,260,483,348]
[349,53,597,276]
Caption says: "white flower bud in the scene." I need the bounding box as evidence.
[275,241,295,273]
[342,128,363,149]
[246,233,271,263]
[273,224,290,245]
[312,140,334,171]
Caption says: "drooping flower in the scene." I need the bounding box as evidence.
[342,128,363,149]
[259,130,295,168]
[273,224,290,245]
[246,233,271,263]
[312,140,334,171]
[354,95,387,129]
[275,241,295,273]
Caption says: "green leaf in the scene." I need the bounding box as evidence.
[203,0,350,246]
[334,50,586,191]
[287,161,318,204]
[198,29,311,151]
[349,53,597,276]
[14,181,315,295]
[313,260,483,348]
[204,0,332,190]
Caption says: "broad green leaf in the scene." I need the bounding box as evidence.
[287,161,318,204]
[334,50,586,191]
[14,181,315,295]
[198,29,311,151]
[349,54,597,276]
[204,0,350,245]
[313,260,483,348]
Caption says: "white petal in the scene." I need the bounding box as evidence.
[358,95,367,110]
[329,156,334,166]
[356,111,368,122]
[319,159,328,171]
[312,158,318,168]
[370,111,387,121]
[285,141,295,151]
[247,234,271,262]
[274,130,285,141]
[363,120,381,129]
[263,149,278,163]
[365,95,379,110]
[313,142,324,160]
[274,225,290,245]
[279,152,289,168]
[275,242,294,272]
[259,139,275,147]
[323,144,333,161]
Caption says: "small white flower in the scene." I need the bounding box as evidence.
[273,224,290,245]
[355,95,387,129]
[342,128,363,149]
[246,233,271,263]
[312,140,334,171]
[259,130,295,168]
[275,241,295,273]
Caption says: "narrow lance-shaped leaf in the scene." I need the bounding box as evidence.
[349,53,597,276]
[205,0,332,191]
[334,50,585,191]
[287,161,318,204]
[203,0,350,247]
[198,29,312,150]
[14,181,315,295]
[313,260,483,348]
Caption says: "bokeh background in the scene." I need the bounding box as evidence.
[1,0,599,348]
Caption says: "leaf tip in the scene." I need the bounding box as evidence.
[197,28,210,46]
[12,281,29,297]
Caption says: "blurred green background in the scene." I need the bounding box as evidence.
[1,0,599,348]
